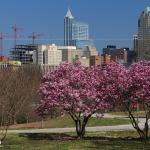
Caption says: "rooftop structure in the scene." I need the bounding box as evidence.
[65,9,74,19]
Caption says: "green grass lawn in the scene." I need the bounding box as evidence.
[110,111,146,117]
[1,132,150,150]
[10,115,131,129]
[45,116,131,128]
[110,111,129,116]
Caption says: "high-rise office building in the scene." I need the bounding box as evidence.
[72,22,91,49]
[64,9,91,48]
[137,7,150,59]
[64,9,75,46]
[72,22,89,41]
[133,35,138,52]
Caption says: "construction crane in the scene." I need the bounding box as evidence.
[28,32,43,45]
[11,24,23,49]
[0,32,7,57]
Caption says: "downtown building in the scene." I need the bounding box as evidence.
[33,44,86,72]
[64,9,75,46]
[64,9,92,49]
[58,46,91,66]
[33,44,62,66]
[137,7,150,60]
[83,46,98,58]
[83,45,99,66]
[102,45,128,64]
[10,44,37,64]
[33,44,62,73]
[58,46,81,63]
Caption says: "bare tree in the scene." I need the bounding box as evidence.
[0,65,41,144]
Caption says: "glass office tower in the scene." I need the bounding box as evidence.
[64,9,92,49]
[72,22,92,49]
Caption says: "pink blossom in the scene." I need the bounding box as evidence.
[36,61,118,117]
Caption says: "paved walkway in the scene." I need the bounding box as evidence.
[7,113,150,134]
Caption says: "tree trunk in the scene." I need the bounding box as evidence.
[129,113,149,140]
[0,127,8,145]
[142,122,149,140]
[75,117,89,139]
[68,113,91,139]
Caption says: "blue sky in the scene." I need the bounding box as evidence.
[0,0,150,55]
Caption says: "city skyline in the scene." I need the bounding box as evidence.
[0,0,150,55]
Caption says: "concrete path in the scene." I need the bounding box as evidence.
[8,125,134,134]
[7,113,150,134]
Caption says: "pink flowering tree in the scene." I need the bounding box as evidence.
[36,62,118,138]
[124,61,150,140]
[104,62,127,108]
[106,61,150,140]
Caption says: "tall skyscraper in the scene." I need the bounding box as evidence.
[64,9,75,46]
[64,9,91,49]
[137,7,150,60]
[133,35,138,52]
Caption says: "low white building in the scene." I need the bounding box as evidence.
[33,44,90,71]
[44,45,62,66]
[58,46,82,63]
[33,44,62,66]
[83,46,98,58]
[80,57,90,67]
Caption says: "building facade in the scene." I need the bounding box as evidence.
[72,22,91,49]
[33,44,62,66]
[90,55,101,66]
[58,46,81,63]
[137,7,150,60]
[103,45,128,64]
[101,54,111,65]
[72,22,89,41]
[10,45,37,64]
[64,9,91,49]
[83,46,98,58]
[133,35,138,52]
[64,9,75,46]
[80,57,90,67]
